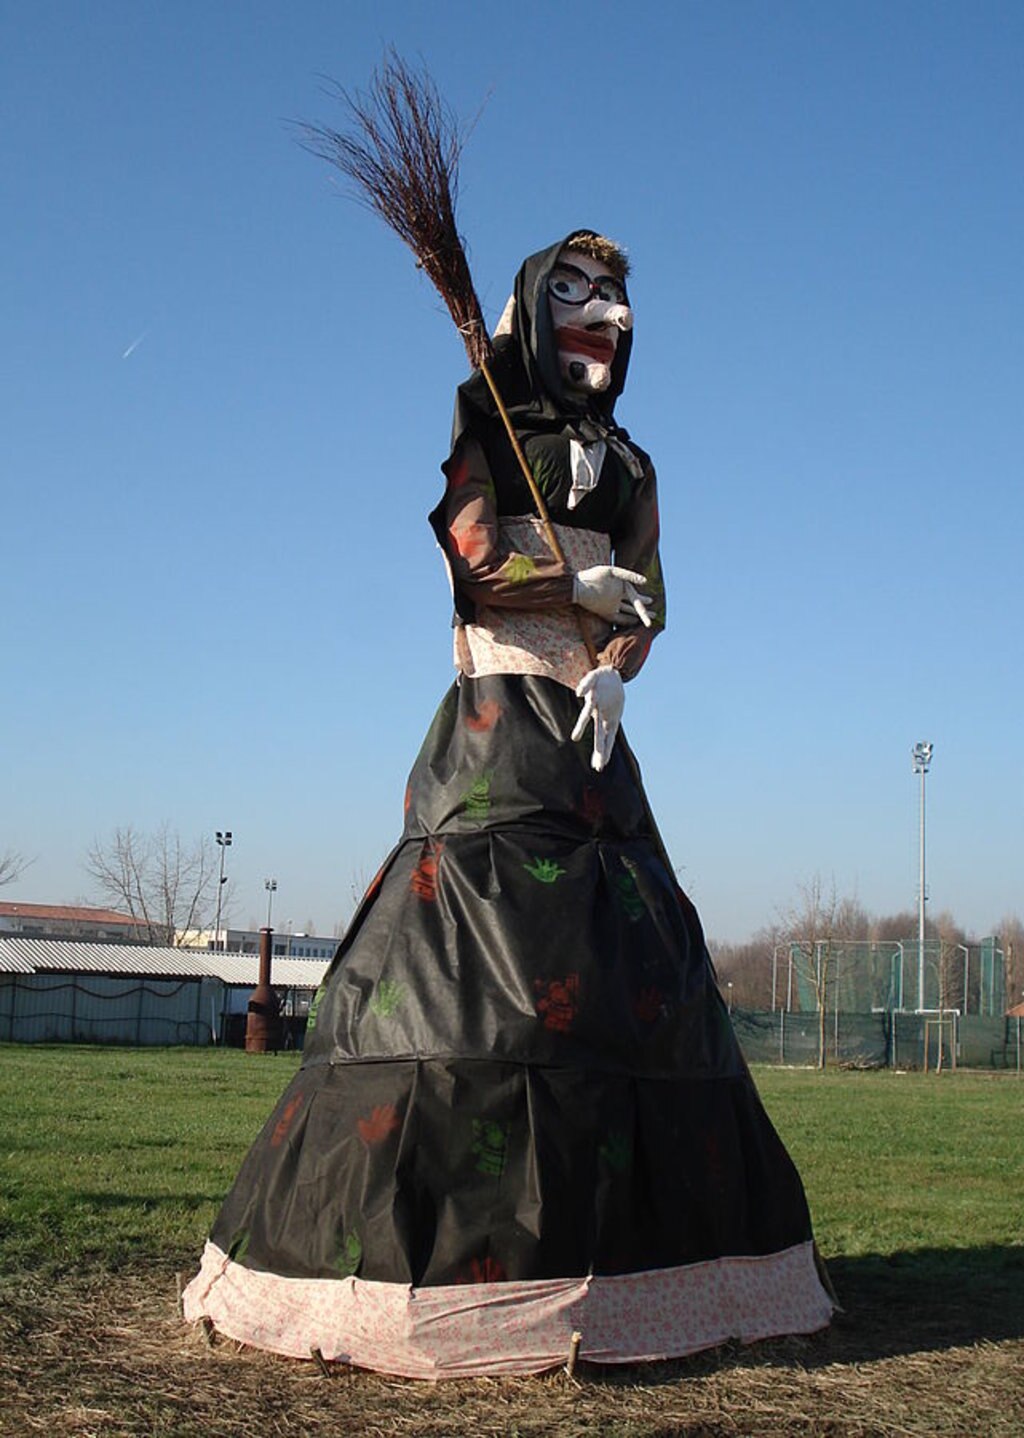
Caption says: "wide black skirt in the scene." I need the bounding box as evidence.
[205,674,816,1290]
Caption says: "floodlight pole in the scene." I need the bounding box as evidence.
[214,829,233,952]
[911,743,933,1012]
[265,877,277,929]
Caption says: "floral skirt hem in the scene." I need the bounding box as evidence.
[184,1238,833,1380]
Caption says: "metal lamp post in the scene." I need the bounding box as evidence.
[265,877,277,929]
[911,743,933,1011]
[771,945,781,1012]
[957,942,970,1015]
[214,830,232,951]
[993,947,1005,1017]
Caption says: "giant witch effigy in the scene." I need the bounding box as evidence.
[184,58,834,1377]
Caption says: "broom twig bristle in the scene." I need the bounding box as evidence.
[299,51,492,370]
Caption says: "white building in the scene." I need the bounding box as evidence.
[178,926,339,962]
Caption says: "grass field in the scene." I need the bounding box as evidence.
[0,1046,1021,1436]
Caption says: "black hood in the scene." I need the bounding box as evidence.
[449,230,634,454]
[508,230,632,416]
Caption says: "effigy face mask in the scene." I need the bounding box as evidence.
[548,248,633,393]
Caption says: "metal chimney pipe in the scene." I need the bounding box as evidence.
[245,926,282,1053]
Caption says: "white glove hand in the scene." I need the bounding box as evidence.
[571,665,625,772]
[573,565,652,627]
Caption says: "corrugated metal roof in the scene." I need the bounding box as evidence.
[0,938,329,988]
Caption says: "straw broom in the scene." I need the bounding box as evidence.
[299,51,599,665]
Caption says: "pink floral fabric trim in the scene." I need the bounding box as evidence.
[454,519,609,692]
[184,1240,833,1380]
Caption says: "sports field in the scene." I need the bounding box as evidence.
[0,1046,1021,1436]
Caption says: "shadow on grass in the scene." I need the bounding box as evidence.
[72,1191,226,1210]
[575,1245,1024,1388]
[823,1245,1024,1353]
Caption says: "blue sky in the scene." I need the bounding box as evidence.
[3,1,1022,943]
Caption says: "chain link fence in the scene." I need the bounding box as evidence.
[731,1006,1019,1071]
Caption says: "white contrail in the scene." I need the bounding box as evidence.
[122,328,150,359]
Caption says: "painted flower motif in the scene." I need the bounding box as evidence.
[523,856,566,884]
[335,1230,363,1278]
[410,839,444,901]
[503,553,537,584]
[534,974,580,1033]
[471,1119,509,1177]
[599,1130,631,1173]
[305,984,327,1033]
[369,979,405,1019]
[361,863,386,905]
[270,1093,304,1148]
[357,1104,401,1145]
[461,772,493,824]
[227,1230,250,1262]
[456,1256,506,1285]
[446,453,472,489]
[633,986,664,1024]
[464,698,502,732]
[704,1131,727,1193]
[450,517,490,565]
[580,785,605,829]
[616,857,646,921]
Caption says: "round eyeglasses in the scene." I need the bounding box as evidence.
[547,262,628,308]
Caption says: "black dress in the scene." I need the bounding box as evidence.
[184,232,833,1377]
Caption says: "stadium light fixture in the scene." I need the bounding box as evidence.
[214,830,233,952]
[911,744,933,1011]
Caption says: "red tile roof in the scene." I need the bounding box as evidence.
[0,902,142,925]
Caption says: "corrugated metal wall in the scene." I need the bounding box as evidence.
[0,972,223,1045]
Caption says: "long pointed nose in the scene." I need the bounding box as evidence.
[582,299,633,332]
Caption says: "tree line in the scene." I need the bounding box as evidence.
[710,875,1023,1043]
[0,828,350,946]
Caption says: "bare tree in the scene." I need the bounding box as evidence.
[931,910,969,1071]
[0,850,31,888]
[870,909,923,944]
[85,825,222,945]
[332,862,385,937]
[995,914,1024,1014]
[711,923,783,1011]
[782,876,841,1070]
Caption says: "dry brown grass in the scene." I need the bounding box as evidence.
[4,1055,1021,1434]
[1,1258,1021,1438]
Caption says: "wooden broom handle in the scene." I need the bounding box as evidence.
[478,359,599,666]
[479,357,676,878]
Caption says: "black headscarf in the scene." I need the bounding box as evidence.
[433,232,648,623]
[448,230,637,457]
